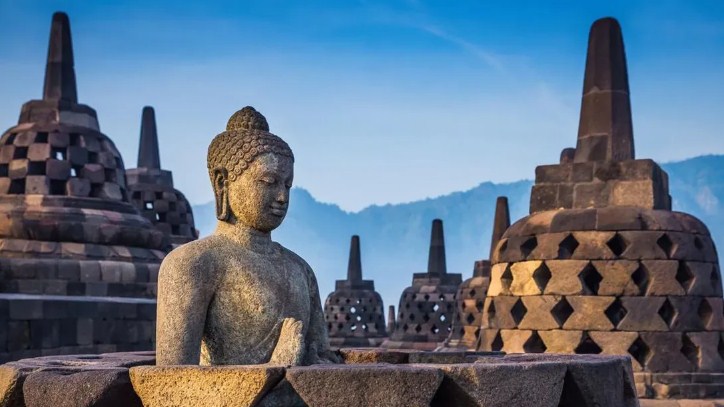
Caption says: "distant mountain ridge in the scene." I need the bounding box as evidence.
[192,155,724,309]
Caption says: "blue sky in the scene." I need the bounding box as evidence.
[1,1,723,211]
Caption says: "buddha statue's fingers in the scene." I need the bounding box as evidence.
[269,317,305,366]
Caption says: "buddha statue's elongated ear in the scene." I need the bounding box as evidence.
[213,168,230,221]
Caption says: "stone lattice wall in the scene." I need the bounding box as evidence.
[324,289,386,347]
[445,261,490,349]
[480,207,724,399]
[0,126,127,200]
[127,185,196,245]
[386,279,459,349]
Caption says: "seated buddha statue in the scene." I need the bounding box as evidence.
[155,106,336,366]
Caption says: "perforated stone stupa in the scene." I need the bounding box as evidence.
[0,12,163,362]
[324,235,387,347]
[126,107,198,247]
[444,196,510,349]
[478,17,724,400]
[382,219,462,350]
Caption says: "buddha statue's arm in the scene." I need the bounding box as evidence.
[302,266,340,364]
[155,247,217,365]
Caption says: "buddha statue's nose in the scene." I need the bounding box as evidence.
[276,188,289,204]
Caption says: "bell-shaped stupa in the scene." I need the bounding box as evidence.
[382,219,462,350]
[478,17,724,400]
[126,107,198,247]
[324,235,387,347]
[444,196,510,349]
[0,12,163,361]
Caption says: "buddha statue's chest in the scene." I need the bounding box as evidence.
[207,256,312,338]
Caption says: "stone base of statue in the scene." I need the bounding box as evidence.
[0,350,644,406]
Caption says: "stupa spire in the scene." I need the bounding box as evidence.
[574,17,634,162]
[489,196,510,259]
[347,235,362,282]
[43,12,77,103]
[137,106,161,169]
[427,219,447,275]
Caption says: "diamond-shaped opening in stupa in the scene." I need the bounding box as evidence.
[579,263,603,295]
[604,298,628,328]
[657,233,675,258]
[675,261,695,293]
[532,263,552,292]
[520,236,538,258]
[523,331,546,353]
[558,234,580,259]
[681,334,700,368]
[631,263,649,295]
[628,336,650,368]
[606,233,628,257]
[510,299,527,325]
[574,333,602,354]
[551,297,574,327]
[658,298,676,328]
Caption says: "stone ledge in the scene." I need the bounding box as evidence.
[0,351,153,407]
[0,351,640,407]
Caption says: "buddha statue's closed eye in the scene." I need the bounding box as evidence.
[155,106,337,366]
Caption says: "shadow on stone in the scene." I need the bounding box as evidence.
[558,370,587,407]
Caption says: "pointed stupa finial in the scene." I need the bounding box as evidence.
[489,197,510,259]
[427,219,447,275]
[347,235,362,282]
[43,12,77,103]
[574,17,634,163]
[137,106,161,169]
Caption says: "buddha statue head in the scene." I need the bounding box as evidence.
[207,106,294,232]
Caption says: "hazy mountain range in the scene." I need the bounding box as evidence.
[192,155,724,310]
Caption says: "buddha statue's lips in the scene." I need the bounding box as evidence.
[270,206,287,216]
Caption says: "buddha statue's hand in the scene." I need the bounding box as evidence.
[269,318,305,366]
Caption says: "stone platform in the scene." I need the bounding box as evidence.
[0,349,639,406]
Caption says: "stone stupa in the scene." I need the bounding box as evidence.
[0,12,163,362]
[444,196,510,349]
[478,17,724,400]
[382,219,462,350]
[324,235,387,347]
[126,106,198,247]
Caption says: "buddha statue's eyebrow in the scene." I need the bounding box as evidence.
[258,170,283,178]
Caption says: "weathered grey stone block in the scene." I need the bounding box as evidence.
[573,182,610,209]
[287,364,443,407]
[431,362,566,407]
[130,365,285,407]
[549,209,596,233]
[23,368,141,407]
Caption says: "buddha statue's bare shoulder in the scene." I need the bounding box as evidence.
[160,235,230,277]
